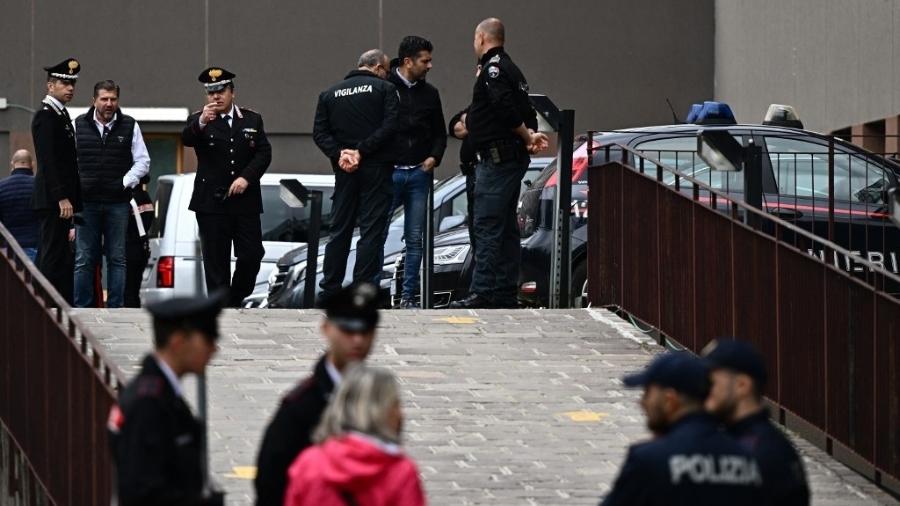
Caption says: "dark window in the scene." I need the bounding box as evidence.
[148,179,173,238]
[634,136,746,192]
[259,185,336,242]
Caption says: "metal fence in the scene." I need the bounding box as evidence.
[1,418,54,505]
[0,221,124,505]
[586,144,900,495]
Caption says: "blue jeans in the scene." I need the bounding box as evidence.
[74,201,130,308]
[389,166,431,300]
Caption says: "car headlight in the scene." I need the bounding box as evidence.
[434,245,470,265]
[288,261,307,284]
[267,265,280,286]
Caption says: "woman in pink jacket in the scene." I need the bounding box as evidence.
[284,365,426,506]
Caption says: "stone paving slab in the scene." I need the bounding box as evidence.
[74,308,897,506]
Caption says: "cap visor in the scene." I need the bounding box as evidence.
[330,317,372,333]
[622,371,649,388]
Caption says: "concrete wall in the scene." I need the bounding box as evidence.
[715,0,900,133]
[0,0,714,178]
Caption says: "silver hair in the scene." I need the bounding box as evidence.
[358,49,386,68]
[314,364,402,444]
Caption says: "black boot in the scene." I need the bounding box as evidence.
[448,293,493,309]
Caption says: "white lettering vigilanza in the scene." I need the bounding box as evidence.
[668,454,762,485]
[334,85,373,97]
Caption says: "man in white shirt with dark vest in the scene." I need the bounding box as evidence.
[73,80,150,307]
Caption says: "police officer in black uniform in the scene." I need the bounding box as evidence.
[183,67,272,307]
[313,50,399,302]
[702,338,810,505]
[31,58,83,303]
[107,293,225,505]
[601,352,764,505]
[254,283,380,506]
[449,106,478,254]
[449,19,548,309]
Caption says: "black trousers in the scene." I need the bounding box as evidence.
[463,167,477,257]
[196,213,264,307]
[123,238,149,308]
[36,211,74,304]
[469,156,528,304]
[320,163,392,298]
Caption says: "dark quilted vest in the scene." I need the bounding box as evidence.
[75,109,135,202]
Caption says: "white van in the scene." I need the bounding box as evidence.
[140,172,335,305]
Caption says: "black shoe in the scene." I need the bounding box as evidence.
[448,293,493,309]
[398,298,419,309]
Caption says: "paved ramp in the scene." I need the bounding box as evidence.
[74,308,896,505]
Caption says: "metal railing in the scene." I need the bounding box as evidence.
[586,143,900,495]
[0,221,125,505]
[1,418,54,505]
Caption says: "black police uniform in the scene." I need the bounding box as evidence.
[124,183,154,307]
[254,356,335,506]
[31,58,83,303]
[182,67,272,307]
[449,108,477,253]
[313,69,399,299]
[702,339,810,505]
[108,295,224,506]
[458,46,538,307]
[602,352,764,505]
[601,412,764,506]
[254,283,380,506]
[730,409,810,506]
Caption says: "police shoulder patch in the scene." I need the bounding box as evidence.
[487,65,500,79]
[488,54,501,64]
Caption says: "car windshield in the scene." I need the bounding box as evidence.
[260,185,336,242]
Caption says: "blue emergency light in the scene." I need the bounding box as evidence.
[685,103,703,123]
[695,101,737,125]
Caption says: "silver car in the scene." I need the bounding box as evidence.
[140,172,335,305]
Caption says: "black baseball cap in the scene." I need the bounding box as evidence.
[323,283,380,333]
[701,338,768,391]
[623,352,711,401]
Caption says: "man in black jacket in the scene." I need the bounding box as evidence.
[449,19,548,309]
[73,80,150,308]
[0,150,39,261]
[108,292,225,506]
[183,67,272,307]
[31,58,83,303]
[254,283,380,506]
[386,36,446,308]
[702,339,810,505]
[313,50,399,302]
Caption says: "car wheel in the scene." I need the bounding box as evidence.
[572,261,589,308]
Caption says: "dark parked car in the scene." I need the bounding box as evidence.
[266,157,552,309]
[518,103,900,307]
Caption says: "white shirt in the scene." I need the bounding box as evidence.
[43,94,67,113]
[395,68,417,89]
[71,110,151,189]
[325,359,343,386]
[154,355,184,398]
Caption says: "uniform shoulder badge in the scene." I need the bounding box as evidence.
[488,65,501,79]
[488,54,501,64]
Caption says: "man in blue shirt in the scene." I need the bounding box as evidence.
[0,150,40,261]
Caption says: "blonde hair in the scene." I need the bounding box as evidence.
[314,364,402,444]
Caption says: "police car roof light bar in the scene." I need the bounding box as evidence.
[695,101,737,126]
[762,104,804,129]
[685,103,703,124]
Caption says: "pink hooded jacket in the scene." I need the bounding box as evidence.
[284,433,426,506]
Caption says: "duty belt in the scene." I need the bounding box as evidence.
[476,139,525,164]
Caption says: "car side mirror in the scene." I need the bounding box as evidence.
[889,186,900,228]
[439,215,466,232]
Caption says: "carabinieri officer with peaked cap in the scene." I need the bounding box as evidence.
[183,67,272,307]
[31,58,83,303]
